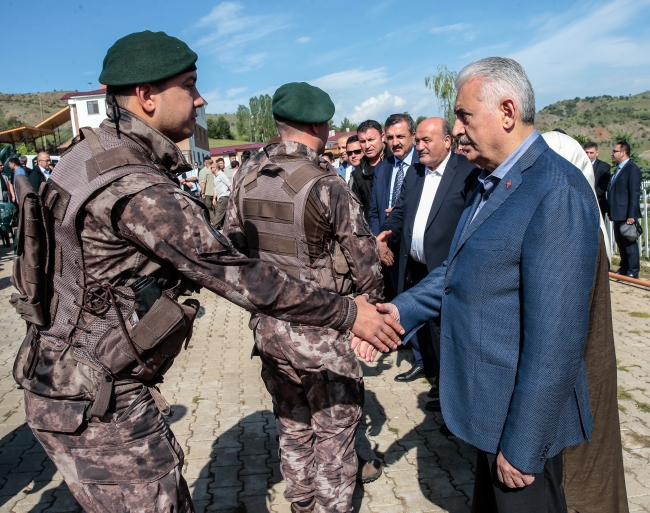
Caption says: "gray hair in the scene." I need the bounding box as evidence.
[441,119,452,139]
[456,57,536,125]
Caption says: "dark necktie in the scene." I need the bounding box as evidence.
[481,175,500,202]
[391,161,405,207]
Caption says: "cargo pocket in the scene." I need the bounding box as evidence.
[323,351,363,427]
[72,432,179,485]
[25,390,88,433]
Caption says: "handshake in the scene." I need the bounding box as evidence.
[350,295,403,362]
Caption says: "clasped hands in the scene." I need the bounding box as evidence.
[350,296,402,362]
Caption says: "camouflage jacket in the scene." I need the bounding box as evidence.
[14,109,357,402]
[224,140,384,303]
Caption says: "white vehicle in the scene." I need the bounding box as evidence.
[21,154,61,169]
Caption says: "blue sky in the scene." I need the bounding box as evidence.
[3,0,650,124]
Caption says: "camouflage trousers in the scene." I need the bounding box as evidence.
[25,386,192,513]
[251,314,364,513]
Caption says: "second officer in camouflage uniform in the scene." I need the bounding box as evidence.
[224,82,384,513]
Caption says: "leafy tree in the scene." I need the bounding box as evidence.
[0,108,24,131]
[246,94,278,142]
[339,117,358,132]
[425,64,458,127]
[236,105,251,140]
[571,133,589,146]
[416,115,427,126]
[249,96,261,142]
[208,116,233,139]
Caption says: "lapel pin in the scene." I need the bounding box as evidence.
[506,179,511,189]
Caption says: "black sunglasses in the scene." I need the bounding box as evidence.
[347,149,363,155]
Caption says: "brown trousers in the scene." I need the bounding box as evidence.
[203,195,216,224]
[214,195,229,230]
[26,387,192,513]
[251,314,363,513]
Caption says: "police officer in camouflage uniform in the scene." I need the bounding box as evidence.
[10,32,402,513]
[224,83,385,513]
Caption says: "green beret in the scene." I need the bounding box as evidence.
[99,31,198,87]
[272,82,335,123]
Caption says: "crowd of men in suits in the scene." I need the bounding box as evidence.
[331,110,644,421]
[326,81,639,510]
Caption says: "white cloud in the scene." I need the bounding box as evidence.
[202,87,249,114]
[429,23,470,34]
[226,87,247,97]
[310,68,389,91]
[509,0,650,106]
[349,92,407,123]
[192,2,291,70]
[296,37,311,43]
[430,22,475,41]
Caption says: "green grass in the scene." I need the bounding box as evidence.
[630,312,650,318]
[627,430,650,448]
[208,137,250,148]
[618,386,633,401]
[388,427,399,436]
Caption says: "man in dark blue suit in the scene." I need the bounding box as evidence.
[375,58,599,512]
[607,141,642,278]
[379,117,478,387]
[368,114,420,236]
[369,114,419,301]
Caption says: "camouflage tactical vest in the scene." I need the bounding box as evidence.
[239,148,351,295]
[12,127,200,418]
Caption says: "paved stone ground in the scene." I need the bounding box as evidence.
[0,243,649,512]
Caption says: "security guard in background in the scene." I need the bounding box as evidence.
[224,83,385,513]
[10,33,402,513]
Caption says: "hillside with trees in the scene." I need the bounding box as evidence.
[535,91,650,163]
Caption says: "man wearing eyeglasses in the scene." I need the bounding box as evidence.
[26,151,52,191]
[607,141,642,278]
[347,135,375,221]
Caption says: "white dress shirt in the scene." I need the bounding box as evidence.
[388,146,415,208]
[38,165,51,180]
[409,151,451,264]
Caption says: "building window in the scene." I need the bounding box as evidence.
[87,100,99,115]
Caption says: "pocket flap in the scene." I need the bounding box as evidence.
[72,433,179,484]
[131,294,184,352]
[25,390,88,433]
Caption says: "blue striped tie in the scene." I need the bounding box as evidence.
[391,161,405,207]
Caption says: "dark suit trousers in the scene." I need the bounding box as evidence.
[405,258,440,380]
[613,221,639,277]
[472,450,566,513]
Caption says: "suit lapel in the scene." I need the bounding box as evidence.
[381,157,395,209]
[405,164,427,248]
[425,154,458,231]
[449,136,548,263]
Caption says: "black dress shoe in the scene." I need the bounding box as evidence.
[394,365,425,382]
[427,386,439,399]
[424,399,440,412]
